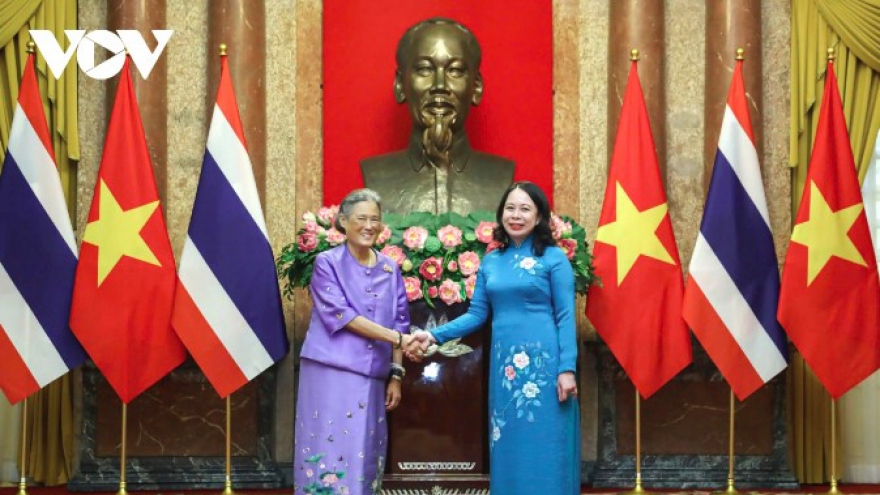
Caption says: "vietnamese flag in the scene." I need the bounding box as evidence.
[70,58,186,404]
[585,60,692,398]
[778,61,880,399]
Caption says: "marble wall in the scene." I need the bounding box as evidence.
[76,0,791,478]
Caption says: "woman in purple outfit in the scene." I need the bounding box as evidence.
[293,189,413,495]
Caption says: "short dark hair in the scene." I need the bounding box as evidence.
[492,181,556,256]
[395,17,482,70]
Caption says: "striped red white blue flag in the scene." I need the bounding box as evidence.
[171,55,288,397]
[0,54,86,403]
[682,58,788,400]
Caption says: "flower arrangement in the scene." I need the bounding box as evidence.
[276,206,596,307]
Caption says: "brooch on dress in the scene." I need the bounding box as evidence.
[383,263,393,273]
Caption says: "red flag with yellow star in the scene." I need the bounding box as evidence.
[778,62,880,399]
[585,61,692,398]
[70,58,186,404]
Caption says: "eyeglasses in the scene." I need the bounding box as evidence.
[351,216,382,227]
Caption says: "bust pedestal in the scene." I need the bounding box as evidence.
[382,300,491,494]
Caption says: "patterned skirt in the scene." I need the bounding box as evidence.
[294,358,388,495]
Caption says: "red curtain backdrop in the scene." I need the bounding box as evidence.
[322,0,554,207]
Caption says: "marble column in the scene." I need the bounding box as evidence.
[607,0,666,177]
[704,0,763,192]
[107,0,168,200]
[553,0,580,218]
[207,0,268,205]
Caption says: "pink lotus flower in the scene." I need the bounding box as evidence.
[485,240,503,254]
[402,226,428,250]
[326,228,346,246]
[550,214,573,239]
[322,473,338,485]
[504,365,516,381]
[475,221,496,243]
[381,245,406,266]
[427,286,439,299]
[457,251,480,276]
[447,260,458,272]
[464,274,477,299]
[303,220,319,233]
[419,257,444,282]
[376,225,392,245]
[297,232,318,252]
[437,225,463,249]
[438,279,463,306]
[316,205,338,226]
[557,238,577,259]
[404,277,423,301]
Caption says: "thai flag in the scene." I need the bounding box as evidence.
[682,59,788,400]
[0,54,86,403]
[172,55,288,398]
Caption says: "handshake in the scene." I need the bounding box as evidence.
[402,330,436,362]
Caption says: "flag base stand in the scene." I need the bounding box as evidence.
[826,478,842,494]
[713,479,740,495]
[116,481,128,495]
[619,477,652,495]
[17,478,28,495]
[221,479,238,495]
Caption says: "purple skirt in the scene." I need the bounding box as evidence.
[293,358,388,495]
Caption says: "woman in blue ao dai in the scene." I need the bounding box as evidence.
[410,181,581,495]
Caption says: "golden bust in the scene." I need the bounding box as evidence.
[360,18,515,215]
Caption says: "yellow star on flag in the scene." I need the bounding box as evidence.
[790,180,866,285]
[82,180,162,285]
[596,181,676,285]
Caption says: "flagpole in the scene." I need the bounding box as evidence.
[222,395,236,495]
[824,46,841,495]
[17,398,27,495]
[117,403,128,495]
[622,389,651,495]
[712,389,740,495]
[827,397,841,494]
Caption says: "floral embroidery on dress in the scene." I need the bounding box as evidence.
[490,342,555,449]
[370,456,385,495]
[301,453,347,494]
[510,254,543,276]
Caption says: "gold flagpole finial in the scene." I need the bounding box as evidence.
[219,43,227,57]
[630,49,639,61]
[827,47,835,61]
[736,48,744,61]
[26,41,35,53]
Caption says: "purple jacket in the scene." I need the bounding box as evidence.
[300,245,410,379]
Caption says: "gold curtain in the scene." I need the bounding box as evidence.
[0,0,79,486]
[789,0,880,484]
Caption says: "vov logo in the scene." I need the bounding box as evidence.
[30,29,173,80]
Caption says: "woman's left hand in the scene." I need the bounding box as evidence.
[386,379,402,411]
[557,371,578,402]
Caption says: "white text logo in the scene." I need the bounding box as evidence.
[30,30,173,80]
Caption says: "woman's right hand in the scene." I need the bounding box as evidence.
[404,331,434,361]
